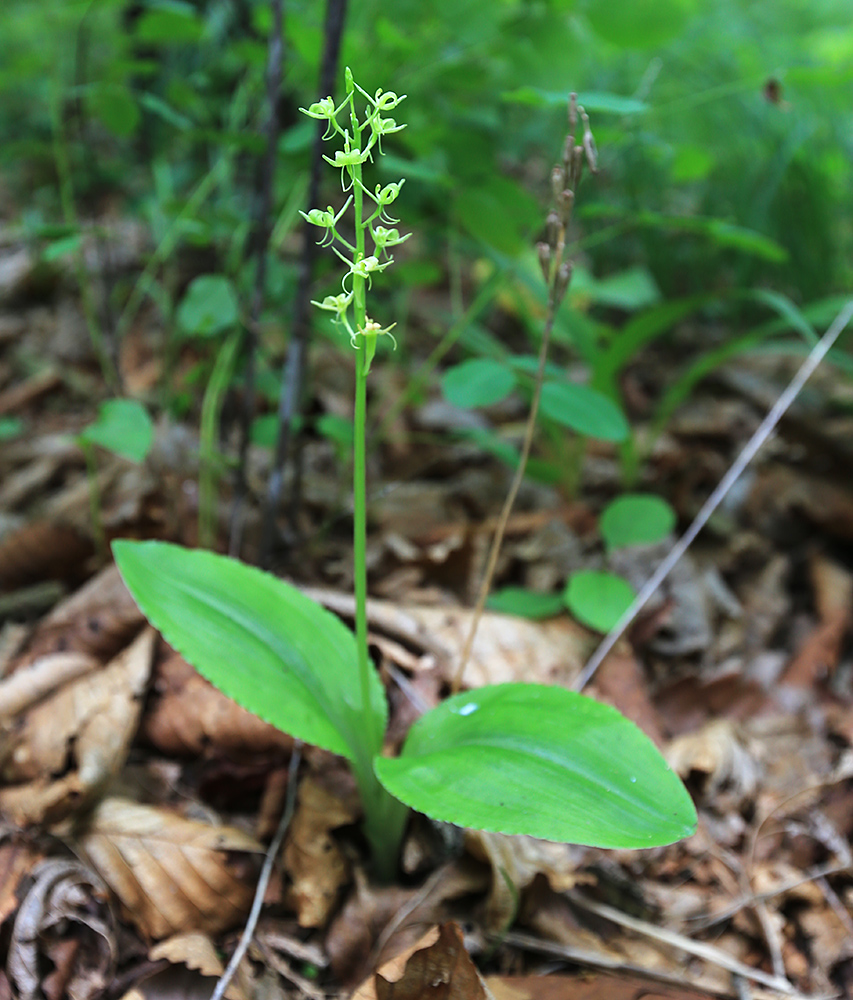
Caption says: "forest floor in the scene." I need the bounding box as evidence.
[1,236,853,1000]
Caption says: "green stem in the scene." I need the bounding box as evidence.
[50,86,120,392]
[349,147,409,880]
[198,331,241,549]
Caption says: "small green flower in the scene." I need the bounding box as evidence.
[350,317,398,373]
[299,196,353,246]
[300,97,336,119]
[371,225,410,257]
[311,292,353,315]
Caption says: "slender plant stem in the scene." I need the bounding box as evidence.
[50,87,119,392]
[229,0,285,557]
[199,331,241,549]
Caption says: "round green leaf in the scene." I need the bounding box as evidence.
[177,274,239,337]
[600,494,676,551]
[441,359,516,409]
[539,381,629,442]
[112,540,386,764]
[78,399,153,463]
[564,570,635,633]
[375,683,696,848]
[486,587,563,620]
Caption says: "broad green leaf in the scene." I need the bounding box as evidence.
[177,275,239,337]
[600,494,676,551]
[486,587,564,620]
[587,267,661,311]
[112,541,386,764]
[89,84,140,138]
[375,684,696,848]
[441,359,516,409]
[539,381,629,442]
[501,88,648,116]
[564,570,635,633]
[78,399,153,463]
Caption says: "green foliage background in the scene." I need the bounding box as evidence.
[1,0,850,373]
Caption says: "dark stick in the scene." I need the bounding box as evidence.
[258,0,348,569]
[228,0,285,557]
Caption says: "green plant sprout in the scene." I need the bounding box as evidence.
[113,72,696,883]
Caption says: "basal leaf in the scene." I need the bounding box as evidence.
[375,684,696,848]
[78,399,154,463]
[600,494,676,551]
[113,541,386,764]
[564,570,635,633]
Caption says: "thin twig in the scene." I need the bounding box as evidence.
[210,743,302,1000]
[451,95,594,693]
[574,298,853,691]
[259,0,349,568]
[229,0,285,557]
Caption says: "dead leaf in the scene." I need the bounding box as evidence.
[591,647,666,747]
[0,520,92,592]
[283,771,360,928]
[15,563,146,665]
[147,932,249,1000]
[76,796,263,939]
[485,973,727,1000]
[666,719,760,812]
[302,588,588,689]
[465,830,581,933]
[0,651,98,719]
[7,858,116,1000]
[351,922,493,1000]
[782,554,853,687]
[0,628,154,826]
[142,646,294,759]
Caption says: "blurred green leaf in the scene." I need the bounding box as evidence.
[78,399,153,464]
[600,494,676,551]
[539,381,630,442]
[564,570,635,633]
[441,358,517,409]
[177,275,239,338]
[486,587,564,619]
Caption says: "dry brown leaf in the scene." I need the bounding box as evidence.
[283,773,360,928]
[0,651,98,719]
[0,836,45,926]
[327,861,489,987]
[666,719,761,811]
[147,933,248,1000]
[76,796,263,940]
[590,647,666,747]
[0,520,92,592]
[464,830,581,933]
[350,922,493,1000]
[0,627,154,826]
[7,858,116,1000]
[782,555,853,688]
[303,588,588,689]
[485,973,726,1000]
[142,646,294,759]
[15,563,146,666]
